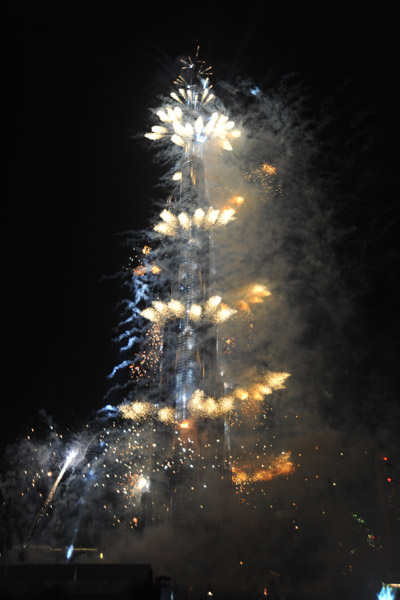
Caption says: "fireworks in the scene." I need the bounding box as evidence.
[131,53,292,509]
[145,106,241,151]
[377,586,396,600]
[118,401,176,425]
[29,447,79,537]
[153,204,239,236]
[232,452,295,489]
[118,402,154,421]
[188,390,234,418]
[5,52,299,566]
[141,297,236,325]
[232,371,291,402]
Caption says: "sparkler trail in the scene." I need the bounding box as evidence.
[29,448,78,539]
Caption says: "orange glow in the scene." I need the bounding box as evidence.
[248,295,264,304]
[235,388,249,401]
[247,284,271,304]
[237,300,251,312]
[142,245,151,255]
[261,163,277,175]
[134,266,146,277]
[180,420,190,429]
[235,284,272,312]
[232,452,295,487]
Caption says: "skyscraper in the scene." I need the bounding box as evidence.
[122,50,290,529]
[159,61,220,423]
[141,50,242,520]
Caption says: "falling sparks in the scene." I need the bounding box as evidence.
[129,324,162,384]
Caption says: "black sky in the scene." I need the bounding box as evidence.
[7,3,399,448]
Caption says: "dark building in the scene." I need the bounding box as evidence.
[0,563,162,599]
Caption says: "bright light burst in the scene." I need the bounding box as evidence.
[141,297,236,325]
[145,53,240,154]
[145,109,241,151]
[188,390,234,418]
[153,204,239,237]
[233,371,291,401]
[119,402,176,425]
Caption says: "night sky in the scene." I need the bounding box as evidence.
[8,4,399,451]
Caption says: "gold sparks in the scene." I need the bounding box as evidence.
[189,304,202,321]
[118,402,175,425]
[232,452,295,488]
[248,284,271,302]
[141,299,185,325]
[188,390,234,418]
[129,324,161,383]
[233,371,291,401]
[157,407,176,425]
[133,264,161,277]
[141,297,236,325]
[261,163,277,175]
[118,402,153,421]
[153,203,239,237]
[236,283,272,312]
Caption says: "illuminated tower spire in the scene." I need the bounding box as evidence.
[171,53,215,421]
[144,49,240,425]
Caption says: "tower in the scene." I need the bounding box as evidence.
[159,59,219,423]
[143,50,240,423]
[115,51,291,533]
[141,50,241,521]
